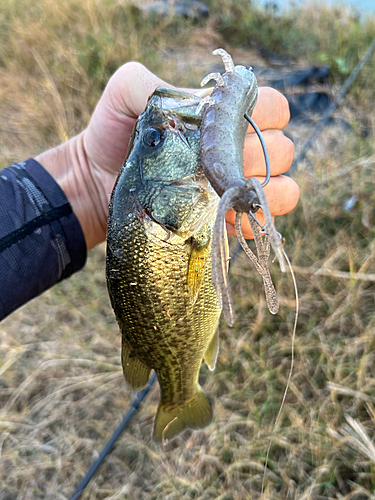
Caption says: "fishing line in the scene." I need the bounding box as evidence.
[259,39,375,487]
[69,371,157,500]
[261,246,299,494]
[244,113,271,187]
[259,35,375,493]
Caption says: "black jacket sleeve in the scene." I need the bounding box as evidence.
[0,158,87,320]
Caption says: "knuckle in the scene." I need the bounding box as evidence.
[280,178,300,213]
[110,62,147,86]
[268,131,295,175]
[256,87,291,130]
[277,93,290,129]
[284,135,295,169]
[290,179,300,206]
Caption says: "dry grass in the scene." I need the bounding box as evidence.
[1,0,375,499]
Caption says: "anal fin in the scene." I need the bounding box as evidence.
[204,328,219,371]
[122,341,151,390]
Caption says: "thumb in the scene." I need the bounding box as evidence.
[84,62,174,174]
[106,61,175,118]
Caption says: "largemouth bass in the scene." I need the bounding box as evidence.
[106,88,221,442]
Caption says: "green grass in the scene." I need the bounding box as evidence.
[1,0,375,498]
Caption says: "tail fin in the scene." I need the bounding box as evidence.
[154,389,213,442]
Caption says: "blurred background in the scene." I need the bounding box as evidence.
[1,0,375,498]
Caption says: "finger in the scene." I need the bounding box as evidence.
[225,175,300,238]
[259,175,300,216]
[184,86,290,132]
[226,175,300,218]
[251,87,290,131]
[187,86,290,131]
[244,129,295,177]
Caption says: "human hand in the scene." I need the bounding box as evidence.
[36,62,172,250]
[36,63,299,249]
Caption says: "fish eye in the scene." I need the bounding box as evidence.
[143,128,162,147]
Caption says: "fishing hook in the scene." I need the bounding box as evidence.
[244,112,271,188]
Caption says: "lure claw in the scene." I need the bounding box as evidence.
[212,48,235,73]
[201,72,225,87]
[246,178,286,273]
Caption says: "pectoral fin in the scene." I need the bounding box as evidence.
[187,238,211,305]
[204,328,219,371]
[122,340,151,390]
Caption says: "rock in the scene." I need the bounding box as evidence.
[132,0,209,20]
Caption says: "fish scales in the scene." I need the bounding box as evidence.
[108,223,217,391]
[106,88,221,441]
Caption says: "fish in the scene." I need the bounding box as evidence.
[106,87,222,442]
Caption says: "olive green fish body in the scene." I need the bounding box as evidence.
[107,88,221,441]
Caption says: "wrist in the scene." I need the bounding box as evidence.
[35,133,108,250]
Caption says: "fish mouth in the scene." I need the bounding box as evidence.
[157,176,201,188]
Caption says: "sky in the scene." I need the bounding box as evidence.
[257,0,375,14]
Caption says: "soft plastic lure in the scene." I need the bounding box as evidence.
[197,49,286,326]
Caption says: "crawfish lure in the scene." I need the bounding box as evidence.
[197,49,286,326]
